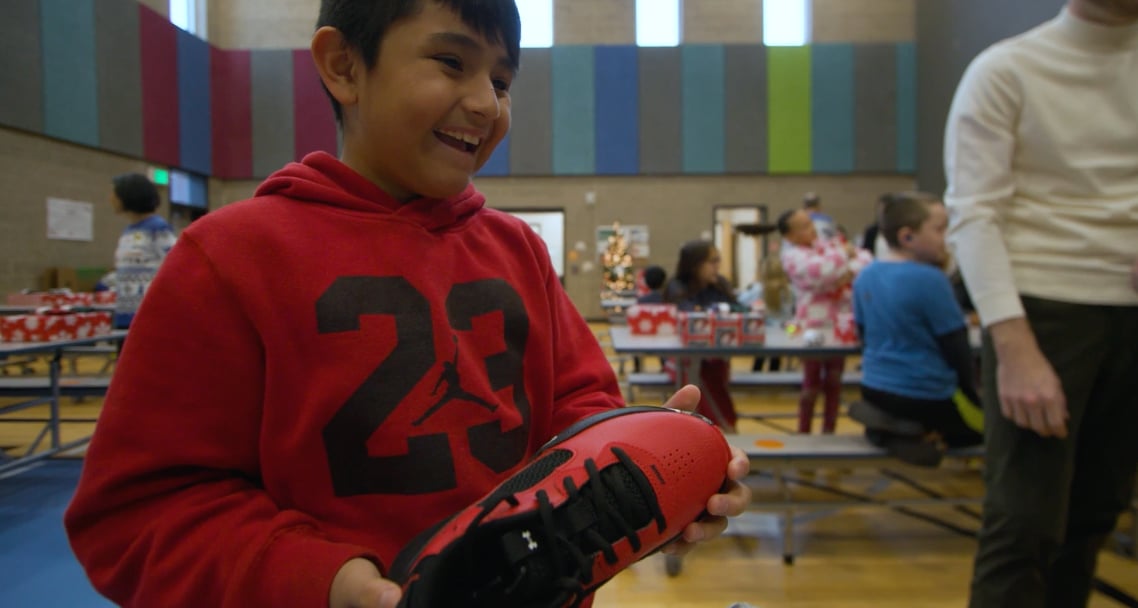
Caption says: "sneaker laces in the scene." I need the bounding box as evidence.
[471,446,667,607]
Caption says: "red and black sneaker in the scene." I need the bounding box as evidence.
[389,406,731,607]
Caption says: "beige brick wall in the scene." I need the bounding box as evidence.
[217,173,913,319]
[0,129,167,294]
[208,0,318,49]
[138,0,168,18]
[684,0,762,44]
[812,0,915,43]
[553,0,635,45]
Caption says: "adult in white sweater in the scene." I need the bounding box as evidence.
[944,0,1138,606]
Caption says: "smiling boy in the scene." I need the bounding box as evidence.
[64,2,749,607]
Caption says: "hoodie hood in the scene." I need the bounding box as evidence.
[255,152,486,232]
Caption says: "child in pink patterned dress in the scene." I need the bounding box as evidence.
[778,209,872,434]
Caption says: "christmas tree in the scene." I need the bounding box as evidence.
[601,221,635,294]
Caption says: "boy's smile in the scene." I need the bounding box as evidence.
[314,2,517,201]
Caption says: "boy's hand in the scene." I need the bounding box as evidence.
[659,385,753,556]
[330,558,402,608]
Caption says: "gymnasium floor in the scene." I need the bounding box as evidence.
[0,345,1134,607]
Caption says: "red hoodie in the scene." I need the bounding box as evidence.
[65,153,622,607]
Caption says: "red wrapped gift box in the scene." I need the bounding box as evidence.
[0,311,112,342]
[712,314,743,347]
[42,292,95,307]
[6,291,113,308]
[626,304,678,336]
[678,312,713,346]
[741,312,766,345]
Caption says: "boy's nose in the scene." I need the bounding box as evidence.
[463,82,501,122]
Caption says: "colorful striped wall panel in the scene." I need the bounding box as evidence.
[0,1,919,181]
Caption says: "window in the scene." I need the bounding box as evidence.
[636,0,681,47]
[516,0,553,48]
[169,0,207,38]
[763,0,811,46]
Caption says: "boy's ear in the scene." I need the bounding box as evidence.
[898,227,915,245]
[311,26,359,108]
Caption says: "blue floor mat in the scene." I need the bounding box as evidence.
[0,459,115,607]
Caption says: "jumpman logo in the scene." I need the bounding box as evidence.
[413,336,499,426]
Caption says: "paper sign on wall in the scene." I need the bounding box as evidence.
[46,198,94,242]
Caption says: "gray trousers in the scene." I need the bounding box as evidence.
[969,296,1138,608]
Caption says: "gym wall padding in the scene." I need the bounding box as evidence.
[681,45,726,174]
[766,46,812,174]
[249,49,294,179]
[139,4,179,167]
[594,46,639,176]
[0,0,919,181]
[95,0,143,159]
[507,48,553,176]
[551,45,596,175]
[0,0,44,133]
[811,44,855,174]
[853,44,899,172]
[177,29,211,175]
[211,48,252,179]
[637,46,683,175]
[41,0,99,148]
[723,44,767,174]
[291,49,338,164]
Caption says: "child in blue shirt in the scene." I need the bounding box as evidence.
[852,192,983,462]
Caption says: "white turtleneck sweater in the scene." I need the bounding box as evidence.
[944,7,1138,327]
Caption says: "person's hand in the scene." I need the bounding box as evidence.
[990,319,1068,438]
[330,558,402,608]
[658,385,753,556]
[1130,258,1137,293]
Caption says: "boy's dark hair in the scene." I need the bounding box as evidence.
[112,173,160,214]
[776,209,798,236]
[879,191,940,248]
[643,265,666,290]
[317,0,522,123]
[803,192,821,209]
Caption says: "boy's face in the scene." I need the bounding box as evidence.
[785,210,817,247]
[339,2,515,201]
[906,202,949,265]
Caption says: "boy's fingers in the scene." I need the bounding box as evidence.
[662,384,701,412]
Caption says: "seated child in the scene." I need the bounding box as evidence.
[852,192,983,464]
[637,265,667,304]
[779,209,872,434]
[663,241,740,432]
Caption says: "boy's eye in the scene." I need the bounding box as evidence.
[492,79,511,92]
[434,55,463,71]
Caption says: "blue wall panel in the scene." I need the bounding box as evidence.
[177,29,211,175]
[551,46,595,175]
[682,45,725,174]
[810,44,855,173]
[478,132,510,176]
[594,46,639,175]
[41,0,98,147]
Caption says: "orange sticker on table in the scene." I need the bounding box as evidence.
[753,439,784,449]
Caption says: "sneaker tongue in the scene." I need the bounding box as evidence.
[592,463,654,537]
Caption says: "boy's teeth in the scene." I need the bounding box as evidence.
[439,130,481,146]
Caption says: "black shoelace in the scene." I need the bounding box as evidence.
[471,447,667,607]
